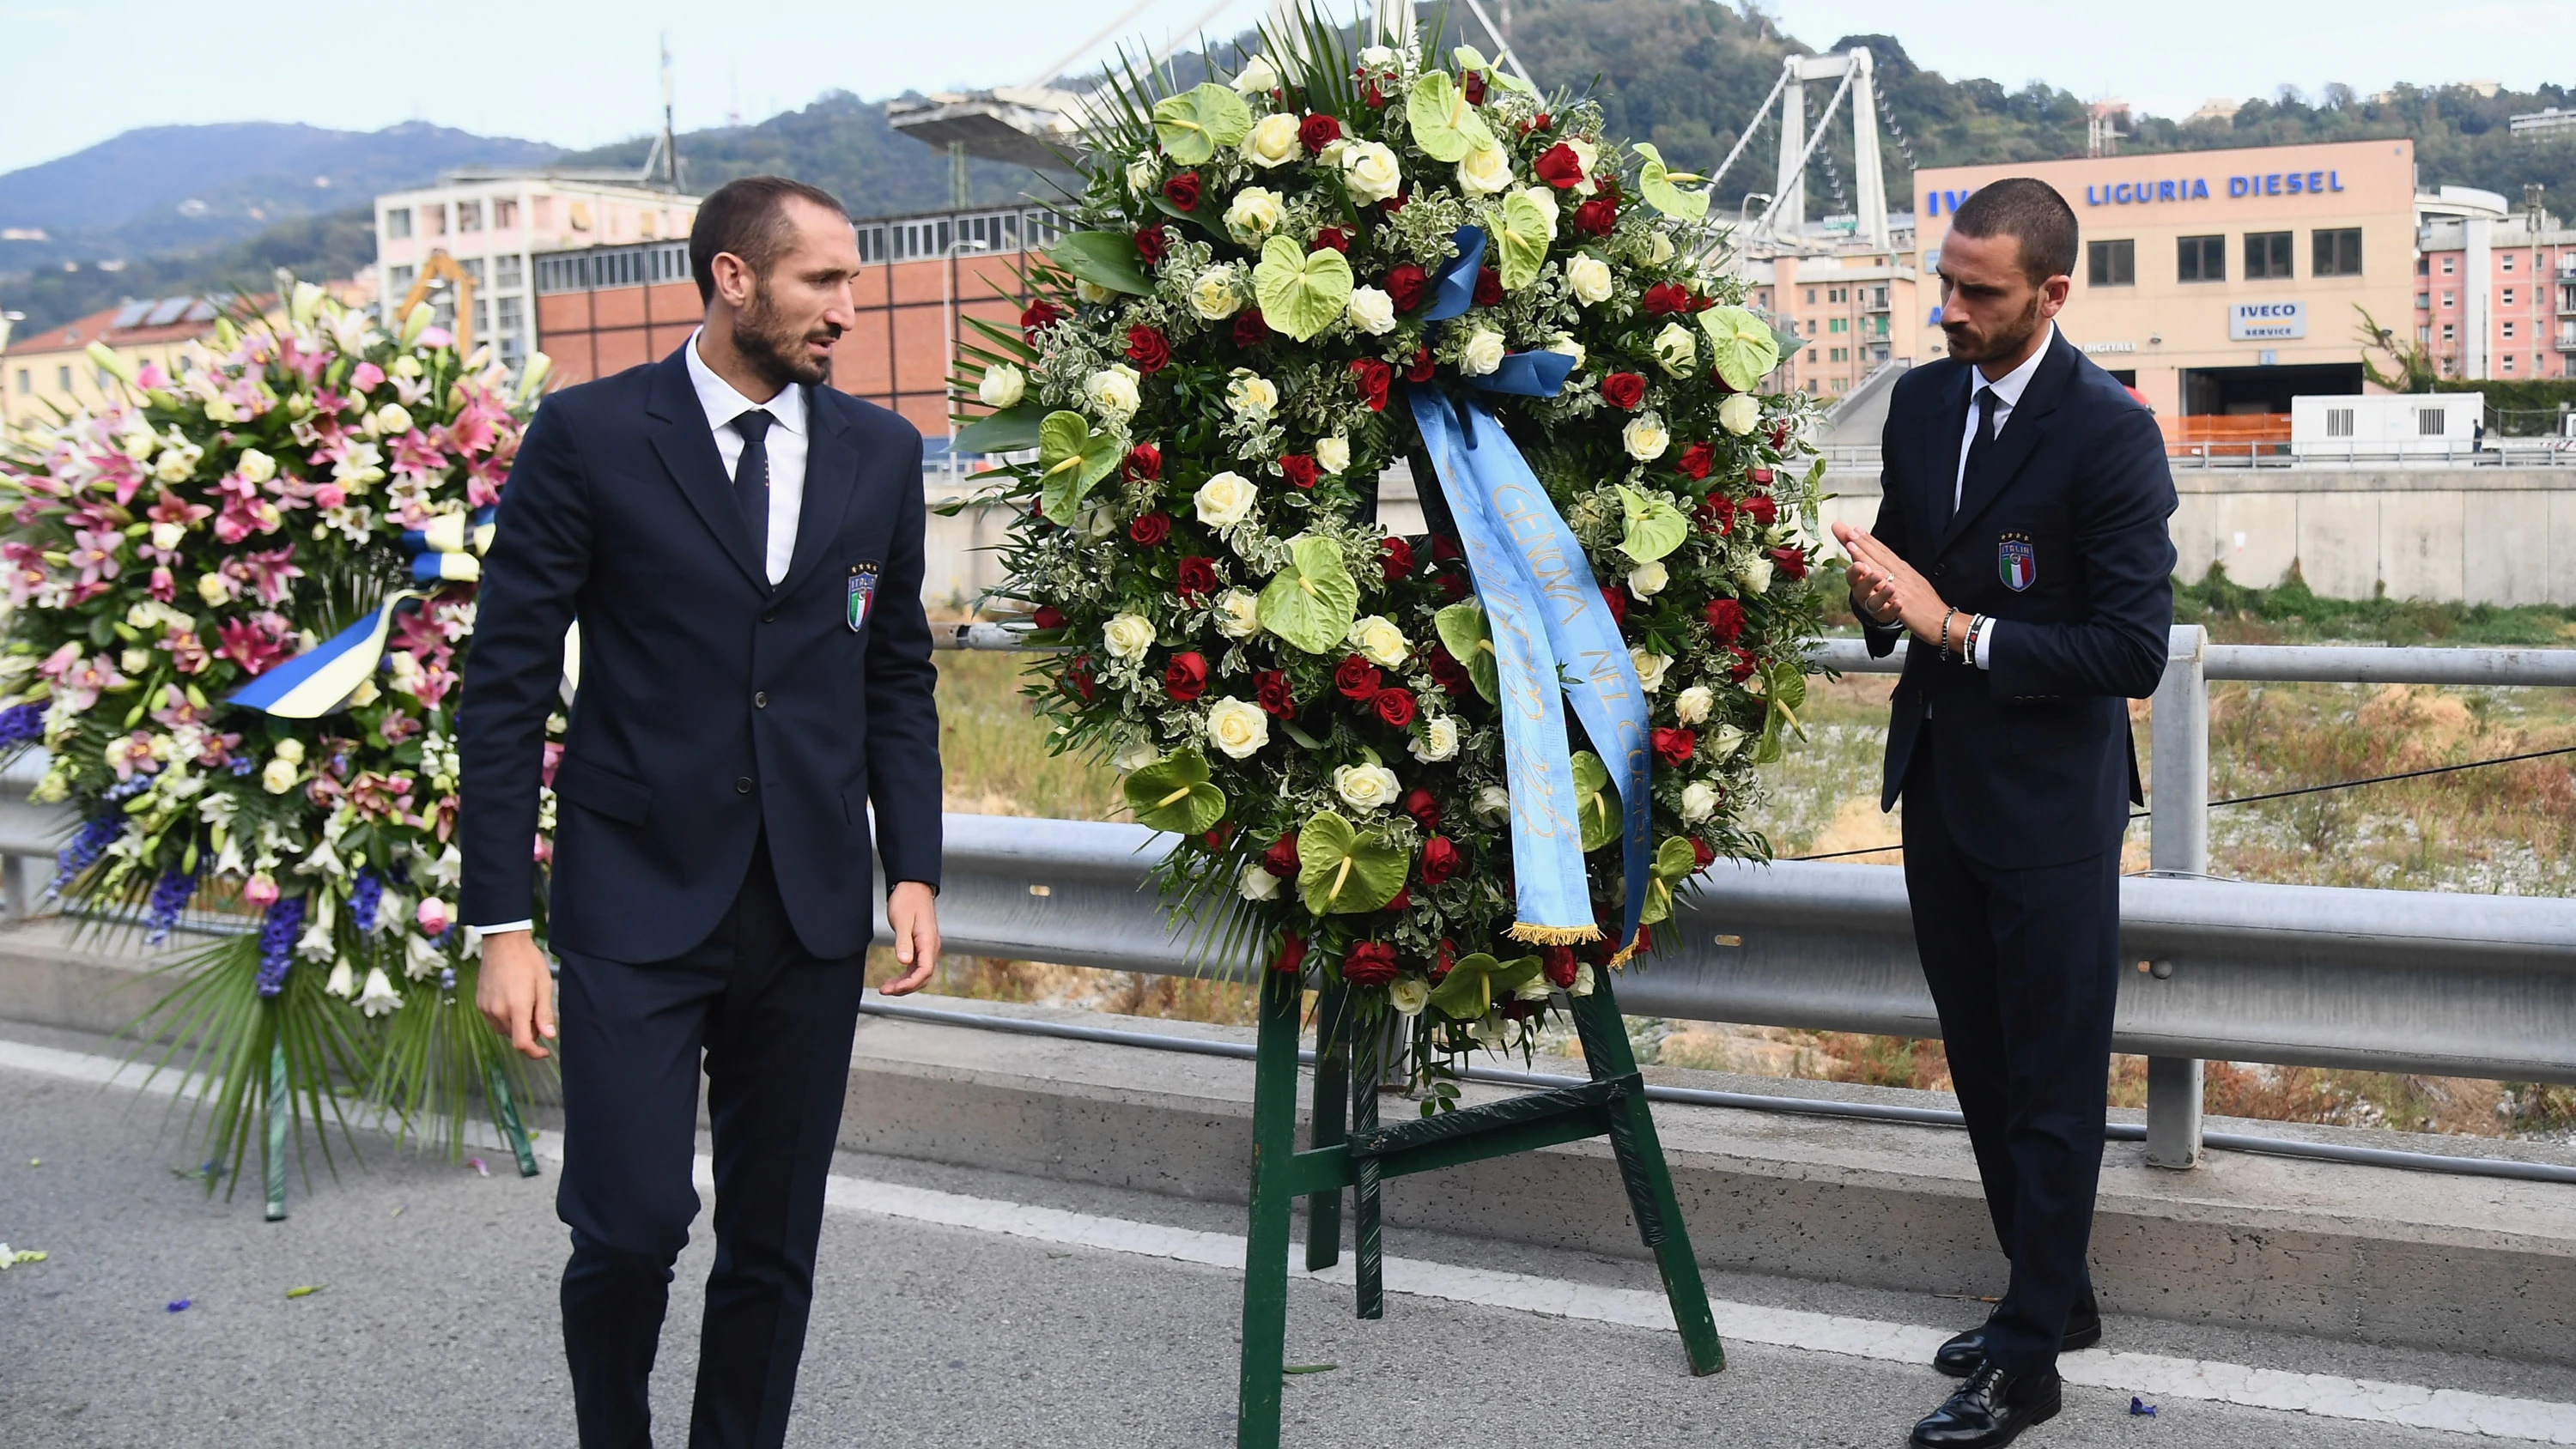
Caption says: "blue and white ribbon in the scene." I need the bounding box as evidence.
[1406,229,1654,961]
[228,506,494,718]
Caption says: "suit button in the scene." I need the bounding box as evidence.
[1935,564,1948,577]
[754,691,769,709]
[760,611,777,624]
[735,777,752,794]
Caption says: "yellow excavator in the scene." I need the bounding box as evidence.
[397,250,478,352]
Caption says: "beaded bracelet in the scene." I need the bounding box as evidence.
[1938,606,1959,663]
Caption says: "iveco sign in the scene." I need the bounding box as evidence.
[2229,301,2307,341]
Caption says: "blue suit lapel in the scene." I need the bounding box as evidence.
[643,348,768,591]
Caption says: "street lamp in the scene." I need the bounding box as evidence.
[939,233,994,491]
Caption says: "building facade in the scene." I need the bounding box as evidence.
[2414,203,2576,382]
[3,298,222,427]
[1736,237,1922,399]
[1911,140,2419,419]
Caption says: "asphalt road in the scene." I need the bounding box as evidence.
[0,1028,2563,1449]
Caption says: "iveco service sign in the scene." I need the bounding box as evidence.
[2229,301,2306,341]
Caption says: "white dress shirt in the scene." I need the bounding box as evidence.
[1947,322,2054,670]
[472,330,815,937]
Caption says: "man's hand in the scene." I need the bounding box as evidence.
[881,881,940,996]
[477,930,556,1060]
[1832,522,1956,649]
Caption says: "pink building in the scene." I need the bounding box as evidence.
[2414,195,2576,381]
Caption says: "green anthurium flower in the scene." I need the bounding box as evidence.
[1631,142,1711,221]
[1296,809,1408,915]
[1250,236,1355,342]
[1753,657,1810,764]
[1151,83,1254,167]
[1637,835,1702,925]
[1048,231,1154,295]
[1571,749,1619,853]
[1036,411,1123,525]
[1426,951,1545,1020]
[1406,70,1497,163]
[1256,534,1360,654]
[1493,192,1552,291]
[1614,485,1689,564]
[1122,749,1229,835]
[1433,601,1500,703]
[1698,306,1784,391]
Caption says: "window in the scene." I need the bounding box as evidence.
[386,207,412,239]
[495,295,524,334]
[2245,231,2294,280]
[2178,234,2226,282]
[2504,320,2518,340]
[423,204,447,236]
[2504,354,2518,373]
[460,257,485,286]
[2416,324,2430,343]
[2502,288,2517,306]
[1872,285,1888,307]
[2564,284,2576,311]
[56,365,71,391]
[2313,227,2362,276]
[493,199,518,229]
[2416,294,2430,309]
[2442,292,2455,309]
[2441,322,2456,341]
[11,368,25,394]
[2502,253,2517,272]
[2087,239,2135,287]
[495,254,523,289]
[1805,288,1817,304]
[2441,256,2456,275]
[458,200,483,232]
[1828,318,1847,333]
[2417,257,2430,275]
[1830,288,1847,302]
[389,264,416,294]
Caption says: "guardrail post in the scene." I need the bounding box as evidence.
[2145,624,2208,1170]
[2,854,24,919]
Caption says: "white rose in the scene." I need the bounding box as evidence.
[1077,277,1117,305]
[1084,363,1141,421]
[1346,286,1398,335]
[1652,320,1698,377]
[1079,503,1120,539]
[1456,143,1516,196]
[1125,155,1158,195]
[1649,232,1677,264]
[1224,370,1279,420]
[149,521,186,551]
[1347,615,1409,668]
[1240,112,1302,168]
[1472,784,1512,825]
[1388,978,1431,1016]
[1358,44,1395,66]
[1674,684,1715,726]
[1718,391,1762,436]
[1239,863,1283,900]
[1188,267,1243,320]
[1342,141,1403,204]
[1233,55,1280,94]
[1630,647,1671,692]
[1571,961,1596,997]
[1544,334,1585,370]
[979,363,1026,409]
[1516,185,1559,235]
[1194,470,1258,528]
[1315,435,1351,475]
[1564,253,1613,305]
[1680,780,1720,823]
[1409,715,1461,763]
[1713,723,1748,757]
[1735,553,1775,595]
[1224,186,1286,245]
[1623,414,1671,461]
[1213,588,1262,639]
[1206,697,1272,760]
[1114,741,1162,773]
[1458,327,1507,376]
[1627,561,1668,601]
[1334,763,1401,814]
[261,757,300,795]
[234,447,277,483]
[1565,137,1601,195]
[374,403,415,436]
[195,573,228,607]
[1103,612,1156,662]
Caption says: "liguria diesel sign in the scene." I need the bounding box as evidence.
[1921,170,2349,215]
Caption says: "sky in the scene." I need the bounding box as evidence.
[1,0,2568,177]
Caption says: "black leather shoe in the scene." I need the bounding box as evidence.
[1933,1293,2101,1377]
[1911,1361,2063,1448]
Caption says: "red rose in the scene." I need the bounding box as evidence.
[1380,537,1413,581]
[1380,186,1407,213]
[1383,884,1410,913]
[1383,264,1428,313]
[1064,653,1097,701]
[1769,420,1793,451]
[1473,266,1503,307]
[1540,945,1578,988]
[1334,654,1383,700]
[1573,196,1618,237]
[1728,646,1758,682]
[1426,646,1471,697]
[1744,494,1777,527]
[1532,142,1586,190]
[1373,688,1417,727]
[1255,669,1296,718]
[1343,941,1399,987]
[1127,511,1171,547]
[1019,298,1065,341]
[1311,226,1350,253]
[1652,727,1698,767]
[1349,357,1393,412]
[1279,453,1319,489]
[1299,113,1342,153]
[1600,372,1646,409]
[1770,546,1808,582]
[1133,223,1169,264]
[1233,308,1270,349]
[1124,442,1162,482]
[1176,555,1219,599]
[1406,345,1437,383]
[1461,69,1488,105]
[1402,787,1441,830]
[1530,112,1553,132]
[1031,604,1066,630]
[1675,442,1714,481]
[1431,939,1457,980]
[1164,651,1209,702]
[1748,466,1774,485]
[1691,837,1716,870]
[1126,324,1171,373]
[1162,171,1201,210]
[1361,78,1388,109]
[1420,835,1461,886]
[1599,585,1626,624]
[1262,831,1301,878]
[1273,931,1308,974]
[1203,825,1233,851]
[1431,533,1462,562]
[1704,598,1745,644]
[1643,282,1692,316]
[1698,491,1736,536]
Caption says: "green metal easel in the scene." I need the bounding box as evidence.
[1235,966,1724,1446]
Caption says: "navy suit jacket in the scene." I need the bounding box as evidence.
[1864,330,2177,870]
[457,346,942,963]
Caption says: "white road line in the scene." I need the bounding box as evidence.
[9,1036,2573,1443]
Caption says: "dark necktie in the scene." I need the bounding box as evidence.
[732,409,774,571]
[1947,385,1999,531]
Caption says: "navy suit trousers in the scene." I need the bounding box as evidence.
[1901,726,2121,1376]
[555,837,866,1449]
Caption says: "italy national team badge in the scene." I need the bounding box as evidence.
[847,562,879,632]
[1998,533,2036,591]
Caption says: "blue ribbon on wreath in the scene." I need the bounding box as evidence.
[1405,228,1653,963]
[228,506,495,718]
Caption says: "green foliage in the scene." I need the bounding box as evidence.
[956,403,1047,453]
[2178,562,2576,646]
[1048,231,1155,295]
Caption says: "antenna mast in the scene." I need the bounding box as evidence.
[657,33,683,191]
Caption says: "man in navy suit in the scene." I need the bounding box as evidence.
[459,175,944,1449]
[1832,178,2176,1449]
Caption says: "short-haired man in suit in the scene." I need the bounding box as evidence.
[460,175,945,1449]
[1832,178,2177,1448]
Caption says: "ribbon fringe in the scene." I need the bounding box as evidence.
[1509,922,1603,947]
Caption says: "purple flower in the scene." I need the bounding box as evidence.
[52,815,119,889]
[255,896,306,998]
[0,702,42,748]
[348,870,383,936]
[145,869,196,947]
